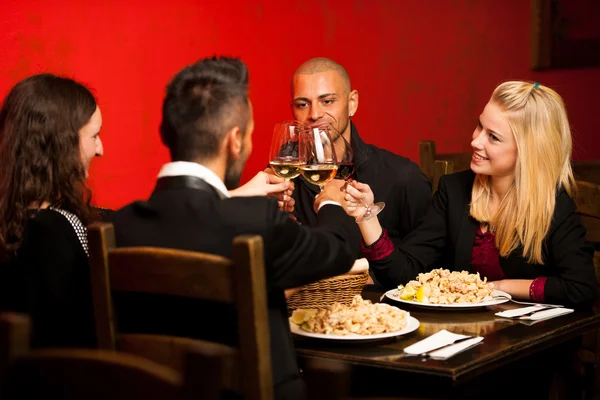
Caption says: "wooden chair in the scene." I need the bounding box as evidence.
[0,312,223,400]
[431,160,453,193]
[421,139,600,186]
[87,222,273,400]
[573,161,600,186]
[419,140,471,182]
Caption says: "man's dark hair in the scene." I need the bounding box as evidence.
[160,56,250,161]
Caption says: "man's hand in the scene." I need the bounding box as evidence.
[284,287,302,299]
[229,170,295,212]
[313,179,347,213]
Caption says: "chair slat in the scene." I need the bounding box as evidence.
[109,248,234,302]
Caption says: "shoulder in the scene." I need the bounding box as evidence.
[111,200,157,221]
[220,196,278,217]
[368,145,429,185]
[22,209,88,255]
[438,169,476,192]
[29,208,84,232]
[552,188,577,221]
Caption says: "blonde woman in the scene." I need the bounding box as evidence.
[345,81,597,307]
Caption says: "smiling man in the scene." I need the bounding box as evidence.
[287,57,432,277]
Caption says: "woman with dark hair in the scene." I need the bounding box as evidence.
[0,73,104,348]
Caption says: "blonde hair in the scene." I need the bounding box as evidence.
[470,81,575,264]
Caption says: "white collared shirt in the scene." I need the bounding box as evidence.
[157,161,341,212]
[157,161,230,198]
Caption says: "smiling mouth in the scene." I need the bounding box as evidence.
[473,153,489,161]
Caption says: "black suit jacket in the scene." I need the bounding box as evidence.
[109,176,361,399]
[371,170,598,307]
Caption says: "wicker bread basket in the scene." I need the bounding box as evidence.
[286,271,370,311]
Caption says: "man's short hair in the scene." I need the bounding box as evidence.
[160,56,250,161]
[292,57,351,94]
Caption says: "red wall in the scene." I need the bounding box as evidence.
[1,0,599,209]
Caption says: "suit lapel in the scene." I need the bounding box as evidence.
[153,176,227,200]
[455,202,478,270]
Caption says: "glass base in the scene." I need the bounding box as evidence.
[356,202,385,223]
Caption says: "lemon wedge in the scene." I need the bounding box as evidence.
[415,286,429,303]
[291,309,317,325]
[399,285,416,300]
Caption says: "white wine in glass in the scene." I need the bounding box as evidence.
[268,121,306,214]
[300,125,338,191]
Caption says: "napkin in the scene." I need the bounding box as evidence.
[347,258,369,275]
[495,307,574,321]
[403,330,483,360]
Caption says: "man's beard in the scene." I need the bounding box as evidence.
[224,165,242,190]
[224,150,247,190]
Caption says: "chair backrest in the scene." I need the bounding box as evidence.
[431,160,454,193]
[421,140,600,186]
[419,140,471,183]
[0,312,224,400]
[574,181,600,281]
[573,161,600,186]
[88,222,273,400]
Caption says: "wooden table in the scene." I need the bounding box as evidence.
[294,289,600,399]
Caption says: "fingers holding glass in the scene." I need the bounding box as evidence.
[300,125,338,191]
[344,180,385,223]
[268,120,306,219]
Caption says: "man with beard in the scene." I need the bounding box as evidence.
[279,58,432,284]
[109,56,361,400]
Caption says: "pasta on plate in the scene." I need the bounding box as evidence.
[291,295,409,336]
[396,268,494,304]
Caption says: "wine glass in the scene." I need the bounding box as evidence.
[268,120,306,214]
[328,126,385,223]
[300,125,338,191]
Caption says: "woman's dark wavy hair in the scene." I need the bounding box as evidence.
[0,73,97,256]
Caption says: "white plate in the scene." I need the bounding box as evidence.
[383,289,511,310]
[289,315,420,341]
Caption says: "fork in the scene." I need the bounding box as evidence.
[509,306,558,318]
[492,295,563,308]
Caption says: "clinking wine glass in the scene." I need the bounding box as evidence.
[300,125,338,191]
[328,125,385,223]
[269,121,306,215]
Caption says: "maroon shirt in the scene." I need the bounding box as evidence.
[363,227,547,302]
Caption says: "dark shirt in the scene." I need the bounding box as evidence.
[0,209,98,348]
[292,121,432,263]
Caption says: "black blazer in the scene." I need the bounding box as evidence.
[371,170,598,307]
[109,176,361,399]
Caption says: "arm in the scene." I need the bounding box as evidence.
[344,176,449,289]
[265,183,362,290]
[540,193,597,306]
[229,170,295,212]
[394,162,433,234]
[491,279,534,300]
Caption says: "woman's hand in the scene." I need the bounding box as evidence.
[344,180,374,218]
